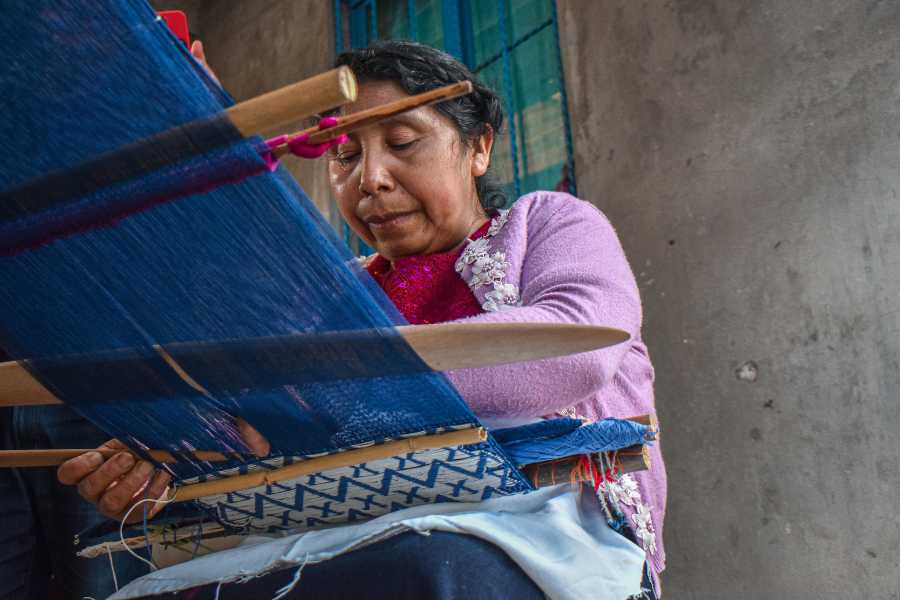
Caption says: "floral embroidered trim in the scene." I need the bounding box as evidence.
[632,503,658,555]
[556,406,594,421]
[455,210,520,312]
[486,208,509,237]
[600,473,658,556]
[605,473,641,507]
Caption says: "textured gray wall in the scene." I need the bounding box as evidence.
[152,0,336,218]
[556,1,900,598]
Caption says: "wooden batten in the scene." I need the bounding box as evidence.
[0,361,57,407]
[0,322,629,408]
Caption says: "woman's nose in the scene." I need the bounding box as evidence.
[358,150,395,196]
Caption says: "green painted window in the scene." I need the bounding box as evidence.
[335,0,575,249]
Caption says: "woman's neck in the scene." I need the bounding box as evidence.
[387,212,491,268]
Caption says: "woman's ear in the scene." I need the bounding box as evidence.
[471,125,495,177]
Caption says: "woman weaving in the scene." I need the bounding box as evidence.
[59,41,666,599]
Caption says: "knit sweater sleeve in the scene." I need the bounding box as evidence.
[446,197,643,421]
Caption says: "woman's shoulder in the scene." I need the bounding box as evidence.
[507,191,617,238]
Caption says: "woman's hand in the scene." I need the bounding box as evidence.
[57,419,270,522]
[57,439,172,523]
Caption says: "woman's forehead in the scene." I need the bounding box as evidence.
[343,80,410,113]
[341,80,450,136]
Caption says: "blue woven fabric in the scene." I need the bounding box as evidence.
[501,419,653,466]
[491,418,584,445]
[0,0,482,480]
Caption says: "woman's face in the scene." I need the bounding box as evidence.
[328,81,493,261]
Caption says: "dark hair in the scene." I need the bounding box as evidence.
[335,40,506,210]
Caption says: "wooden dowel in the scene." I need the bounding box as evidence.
[0,448,229,468]
[226,67,357,137]
[626,413,659,439]
[172,427,487,502]
[522,444,651,488]
[618,444,652,473]
[271,81,474,157]
[0,322,629,408]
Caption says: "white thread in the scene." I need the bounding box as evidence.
[119,487,179,572]
[106,544,119,591]
[271,555,309,600]
[213,581,224,600]
[594,452,616,521]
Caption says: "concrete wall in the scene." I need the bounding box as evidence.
[152,0,336,218]
[556,1,900,598]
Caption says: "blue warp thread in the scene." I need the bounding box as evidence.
[0,0,490,482]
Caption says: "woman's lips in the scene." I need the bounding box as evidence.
[366,211,416,231]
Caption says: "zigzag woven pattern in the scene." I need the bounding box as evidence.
[189,444,528,532]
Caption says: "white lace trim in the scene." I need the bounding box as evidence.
[631,502,658,555]
[600,473,658,556]
[486,208,510,236]
[455,210,520,312]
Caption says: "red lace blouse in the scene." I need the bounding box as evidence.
[365,220,491,325]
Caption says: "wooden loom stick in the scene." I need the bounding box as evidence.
[0,322,630,408]
[269,80,474,157]
[0,414,654,469]
[225,66,357,137]
[0,448,229,468]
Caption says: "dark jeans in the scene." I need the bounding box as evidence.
[142,530,547,600]
[0,406,148,600]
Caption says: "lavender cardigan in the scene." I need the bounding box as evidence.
[447,191,667,579]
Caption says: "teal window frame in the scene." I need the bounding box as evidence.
[334,0,576,251]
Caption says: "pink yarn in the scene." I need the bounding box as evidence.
[262,116,348,171]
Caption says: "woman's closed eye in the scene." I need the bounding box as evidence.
[331,139,419,169]
[332,149,360,169]
[388,139,418,152]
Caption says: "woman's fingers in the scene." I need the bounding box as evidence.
[56,449,104,486]
[97,459,156,518]
[190,39,220,84]
[190,39,206,62]
[57,439,174,522]
[237,418,271,457]
[121,468,173,524]
[144,469,172,511]
[75,451,136,504]
[57,439,127,486]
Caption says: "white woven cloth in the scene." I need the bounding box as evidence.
[110,484,646,600]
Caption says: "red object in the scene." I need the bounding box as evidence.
[158,10,190,47]
[366,219,493,325]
